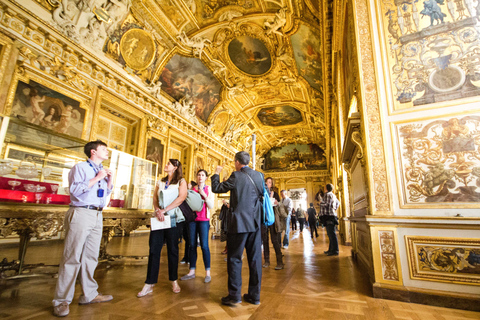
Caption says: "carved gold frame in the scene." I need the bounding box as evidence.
[390,109,480,209]
[4,68,91,140]
[406,236,480,286]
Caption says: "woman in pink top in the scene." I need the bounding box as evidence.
[180,169,214,283]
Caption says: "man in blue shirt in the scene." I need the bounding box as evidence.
[53,140,114,317]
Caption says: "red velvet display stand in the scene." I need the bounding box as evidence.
[0,177,69,205]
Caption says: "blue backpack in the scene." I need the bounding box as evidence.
[242,171,275,226]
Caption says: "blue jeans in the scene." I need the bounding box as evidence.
[188,221,211,270]
[283,214,291,246]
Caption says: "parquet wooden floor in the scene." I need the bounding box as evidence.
[1,227,479,320]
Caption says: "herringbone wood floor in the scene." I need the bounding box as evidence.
[1,227,479,319]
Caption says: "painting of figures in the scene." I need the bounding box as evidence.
[10,80,85,138]
[228,35,272,76]
[160,54,221,123]
[396,114,480,206]
[263,143,326,171]
[291,24,322,93]
[257,105,303,126]
[380,0,480,111]
[146,137,164,171]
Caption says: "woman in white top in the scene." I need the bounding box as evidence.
[180,169,214,283]
[138,159,187,297]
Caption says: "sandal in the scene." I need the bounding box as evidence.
[137,284,154,298]
[172,280,181,294]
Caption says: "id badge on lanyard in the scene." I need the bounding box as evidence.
[88,161,104,198]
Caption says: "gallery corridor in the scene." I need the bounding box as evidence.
[1,227,479,319]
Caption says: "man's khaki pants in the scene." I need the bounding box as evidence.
[52,207,103,306]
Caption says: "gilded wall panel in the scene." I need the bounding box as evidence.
[378,0,480,112]
[393,111,480,207]
[406,236,480,285]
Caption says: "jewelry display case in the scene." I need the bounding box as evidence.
[0,117,158,209]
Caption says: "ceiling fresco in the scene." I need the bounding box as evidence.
[290,24,323,93]
[39,0,329,171]
[160,55,222,123]
[262,143,326,171]
[257,106,303,126]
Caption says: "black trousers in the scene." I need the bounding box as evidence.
[309,219,318,238]
[298,218,306,232]
[291,216,297,230]
[227,228,262,301]
[326,223,339,254]
[261,224,282,265]
[177,221,190,261]
[145,227,179,283]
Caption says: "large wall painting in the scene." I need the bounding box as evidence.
[160,55,221,123]
[291,24,322,93]
[227,36,272,76]
[10,80,86,139]
[263,143,326,171]
[257,105,303,126]
[395,113,480,207]
[406,236,480,285]
[380,0,480,111]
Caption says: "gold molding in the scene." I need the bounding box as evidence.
[406,236,480,286]
[352,0,392,214]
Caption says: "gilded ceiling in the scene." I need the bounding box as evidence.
[39,0,327,165]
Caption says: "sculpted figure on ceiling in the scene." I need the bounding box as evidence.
[177,32,212,59]
[264,8,288,36]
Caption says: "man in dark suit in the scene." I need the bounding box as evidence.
[211,151,264,306]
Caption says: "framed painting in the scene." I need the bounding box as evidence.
[227,35,272,76]
[146,136,164,171]
[263,143,326,171]
[257,105,303,126]
[159,54,221,123]
[6,74,89,139]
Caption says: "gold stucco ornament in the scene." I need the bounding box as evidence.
[120,29,156,71]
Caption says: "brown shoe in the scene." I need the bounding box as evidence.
[79,294,113,305]
[53,302,69,317]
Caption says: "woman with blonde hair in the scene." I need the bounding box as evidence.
[138,159,186,297]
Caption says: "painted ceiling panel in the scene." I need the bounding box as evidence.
[160,55,221,123]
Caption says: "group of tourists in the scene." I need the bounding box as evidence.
[51,140,340,317]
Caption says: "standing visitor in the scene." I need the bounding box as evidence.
[211,151,264,306]
[307,203,318,239]
[181,169,214,283]
[321,184,340,256]
[296,205,306,232]
[262,177,283,269]
[280,190,293,249]
[137,159,186,297]
[52,140,114,317]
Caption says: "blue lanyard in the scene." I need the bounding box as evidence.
[87,161,102,189]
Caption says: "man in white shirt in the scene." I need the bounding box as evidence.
[280,190,293,249]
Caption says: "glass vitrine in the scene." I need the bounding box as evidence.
[0,117,157,209]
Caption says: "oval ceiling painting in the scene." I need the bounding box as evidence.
[257,106,303,126]
[228,35,272,75]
